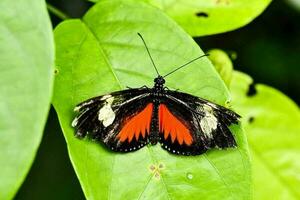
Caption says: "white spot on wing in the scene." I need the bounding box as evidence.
[71,117,78,127]
[200,104,218,137]
[207,102,218,109]
[98,97,115,127]
[98,105,115,127]
[74,100,94,111]
[101,94,112,101]
[74,106,81,112]
[106,96,114,104]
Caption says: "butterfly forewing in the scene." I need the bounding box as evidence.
[72,88,153,152]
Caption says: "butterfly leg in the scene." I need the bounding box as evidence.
[164,86,180,92]
[126,85,149,89]
[140,85,149,89]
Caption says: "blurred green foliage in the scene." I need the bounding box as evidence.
[230,71,300,200]
[0,1,54,199]
[204,48,300,199]
[199,0,300,105]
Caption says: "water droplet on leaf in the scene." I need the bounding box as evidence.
[186,172,193,180]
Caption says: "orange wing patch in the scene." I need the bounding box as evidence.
[117,103,153,143]
[159,104,193,145]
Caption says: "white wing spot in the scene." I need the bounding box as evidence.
[98,97,115,127]
[200,104,218,137]
[207,102,218,109]
[74,106,81,112]
[71,117,78,127]
[74,100,94,111]
[101,94,112,101]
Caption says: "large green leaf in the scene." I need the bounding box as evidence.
[230,71,300,200]
[0,1,54,199]
[89,0,272,36]
[53,0,250,199]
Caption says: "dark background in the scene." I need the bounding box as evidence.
[15,0,300,199]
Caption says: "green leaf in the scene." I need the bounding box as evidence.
[0,1,54,199]
[89,0,272,36]
[53,0,250,199]
[149,0,272,36]
[208,49,233,87]
[230,71,300,200]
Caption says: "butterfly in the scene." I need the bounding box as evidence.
[71,33,240,156]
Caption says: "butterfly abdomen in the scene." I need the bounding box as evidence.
[148,99,160,145]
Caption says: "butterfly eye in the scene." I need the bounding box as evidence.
[154,76,165,85]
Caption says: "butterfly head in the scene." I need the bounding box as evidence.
[154,76,165,90]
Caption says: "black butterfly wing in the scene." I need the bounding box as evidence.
[158,90,240,155]
[72,88,153,152]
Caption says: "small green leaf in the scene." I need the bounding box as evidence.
[230,71,300,200]
[208,49,233,87]
[53,0,250,199]
[89,0,272,36]
[148,0,272,36]
[0,1,54,199]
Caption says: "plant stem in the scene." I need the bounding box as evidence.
[46,3,70,20]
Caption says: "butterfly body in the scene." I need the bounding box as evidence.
[72,76,240,156]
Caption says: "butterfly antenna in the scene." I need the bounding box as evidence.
[137,33,160,76]
[163,54,209,78]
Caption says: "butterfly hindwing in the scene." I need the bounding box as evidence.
[72,88,153,152]
[158,90,240,155]
[158,102,207,155]
[104,101,153,152]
